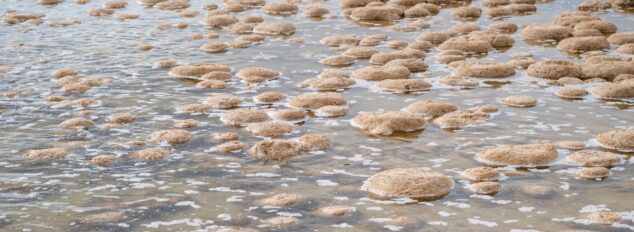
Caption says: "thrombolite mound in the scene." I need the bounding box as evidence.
[317,205,355,217]
[288,92,347,110]
[377,79,432,92]
[587,212,621,224]
[132,148,169,161]
[216,141,245,153]
[384,58,428,72]
[580,57,634,81]
[199,15,238,28]
[253,21,296,35]
[344,46,379,58]
[148,129,192,145]
[527,60,581,79]
[592,79,634,99]
[320,35,361,48]
[59,118,94,129]
[557,36,609,53]
[556,140,586,150]
[438,76,479,88]
[245,121,295,137]
[351,65,411,81]
[452,6,482,20]
[578,166,610,178]
[520,24,572,41]
[351,111,426,135]
[574,20,617,34]
[349,6,403,21]
[475,143,558,167]
[468,182,501,195]
[260,193,300,207]
[433,105,496,129]
[23,148,68,160]
[454,62,516,78]
[402,100,457,118]
[299,76,355,91]
[221,108,270,126]
[237,67,279,83]
[315,105,349,118]
[254,91,286,104]
[361,168,453,200]
[568,150,621,167]
[460,167,499,181]
[438,38,493,53]
[249,139,307,161]
[320,55,355,67]
[500,95,537,107]
[262,2,298,15]
[206,93,242,109]
[91,155,118,166]
[168,64,231,78]
[595,129,634,151]
[556,87,588,98]
[297,134,331,150]
[370,50,425,65]
[608,31,634,45]
[273,108,306,122]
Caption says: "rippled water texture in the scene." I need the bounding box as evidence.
[1,0,634,231]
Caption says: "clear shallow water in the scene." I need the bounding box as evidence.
[0,0,633,231]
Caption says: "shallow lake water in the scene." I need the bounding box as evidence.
[1,0,633,231]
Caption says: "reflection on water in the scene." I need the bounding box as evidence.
[0,0,633,231]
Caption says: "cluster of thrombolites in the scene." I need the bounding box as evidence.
[3,0,634,230]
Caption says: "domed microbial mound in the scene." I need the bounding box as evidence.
[216,141,245,153]
[148,129,193,145]
[438,38,493,53]
[169,64,231,78]
[304,7,329,17]
[299,76,355,91]
[265,216,299,228]
[200,42,228,53]
[433,106,493,129]
[196,80,227,89]
[351,111,426,135]
[289,92,346,110]
[556,140,586,150]
[249,139,306,161]
[177,104,211,114]
[245,121,295,137]
[568,150,620,167]
[23,148,68,160]
[556,87,588,98]
[107,113,135,124]
[489,22,518,33]
[261,193,300,206]
[297,134,331,150]
[595,129,634,151]
[476,143,558,167]
[402,100,457,118]
[237,67,279,83]
[273,108,306,121]
[616,43,634,54]
[199,15,238,28]
[592,79,634,99]
[370,50,424,65]
[454,61,516,78]
[351,65,411,81]
[527,60,581,79]
[344,46,379,58]
[452,6,482,20]
[350,6,403,21]
[59,118,94,129]
[90,155,117,166]
[574,20,617,34]
[320,35,361,48]
[520,24,572,41]
[377,79,432,92]
[460,167,499,181]
[468,182,501,195]
[262,2,298,15]
[315,105,349,117]
[578,166,610,178]
[385,58,428,72]
[254,91,286,104]
[577,0,612,11]
[587,212,621,224]
[213,132,239,142]
[253,22,296,35]
[154,60,176,69]
[580,56,634,81]
[557,36,609,53]
[361,168,453,200]
[500,95,537,107]
[317,205,355,217]
[438,76,479,88]
[132,148,169,161]
[320,55,355,67]
[207,94,242,109]
[221,108,270,126]
[608,31,634,45]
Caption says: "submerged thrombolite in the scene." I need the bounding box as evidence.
[4,0,634,231]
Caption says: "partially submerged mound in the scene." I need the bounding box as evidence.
[254,91,286,104]
[207,94,242,109]
[438,38,493,53]
[433,106,494,129]
[273,108,306,121]
[132,148,169,161]
[299,76,355,90]
[221,108,270,126]
[578,166,610,178]
[148,129,193,145]
[249,139,306,161]
[216,141,245,153]
[556,87,588,98]
[320,55,355,67]
[317,205,355,217]
[351,65,411,81]
[23,148,68,160]
[315,105,349,117]
[476,143,558,167]
[438,76,479,88]
[460,166,499,181]
[253,22,296,35]
[527,60,581,79]
[568,150,620,167]
[262,2,298,15]
[468,181,501,195]
[344,46,380,58]
[500,95,537,107]
[384,58,428,72]
[59,118,94,129]
[245,121,295,137]
[169,64,231,78]
[454,62,516,78]
[261,193,300,207]
[289,92,346,110]
[237,67,279,83]
[580,57,634,81]
[297,134,331,150]
[199,15,238,28]
[351,111,426,135]
[557,36,609,53]
[608,32,634,45]
[592,79,634,99]
[350,6,403,21]
[452,6,482,20]
[402,100,457,118]
[377,79,431,92]
[361,168,453,200]
[520,25,572,41]
[587,212,621,224]
[595,129,634,151]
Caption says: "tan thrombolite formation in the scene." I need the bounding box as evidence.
[289,92,347,110]
[433,105,497,129]
[221,108,270,126]
[402,100,457,118]
[148,129,193,145]
[476,143,558,167]
[453,61,516,78]
[568,150,621,167]
[249,139,307,161]
[595,129,634,151]
[500,95,537,107]
[361,168,453,200]
[351,111,426,135]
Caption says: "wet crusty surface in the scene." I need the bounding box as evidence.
[1,0,634,231]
